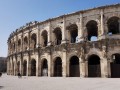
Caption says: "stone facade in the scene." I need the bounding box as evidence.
[7,4,120,78]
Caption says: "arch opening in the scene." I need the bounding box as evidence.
[24,36,28,50]
[31,59,36,76]
[53,28,62,45]
[41,31,48,47]
[54,57,62,77]
[111,54,120,78]
[31,33,37,48]
[88,55,101,77]
[86,20,98,41]
[107,17,119,35]
[23,60,27,76]
[67,24,78,43]
[69,56,80,77]
[18,39,21,51]
[41,59,48,76]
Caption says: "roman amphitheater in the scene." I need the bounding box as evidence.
[7,4,120,78]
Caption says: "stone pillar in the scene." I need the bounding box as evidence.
[47,54,52,77]
[78,13,83,42]
[62,17,67,44]
[62,50,67,77]
[79,59,86,78]
[100,10,104,36]
[100,58,109,78]
[21,32,23,51]
[20,59,23,75]
[48,22,52,46]
[27,55,31,76]
[28,31,31,50]
[107,59,111,78]
[36,25,40,48]
[38,60,41,76]
[36,54,39,76]
[51,60,54,77]
[66,59,69,77]
[85,60,88,77]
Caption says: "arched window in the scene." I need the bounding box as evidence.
[67,24,78,43]
[24,36,28,50]
[31,33,37,48]
[41,30,48,47]
[107,17,119,35]
[86,20,98,41]
[53,27,62,45]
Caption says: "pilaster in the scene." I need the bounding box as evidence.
[62,50,67,77]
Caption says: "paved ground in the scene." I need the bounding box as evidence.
[0,74,120,90]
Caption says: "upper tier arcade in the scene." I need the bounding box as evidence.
[8,4,120,55]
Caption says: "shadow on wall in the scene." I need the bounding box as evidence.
[0,86,4,89]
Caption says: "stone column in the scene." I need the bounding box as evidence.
[107,59,111,78]
[66,59,69,77]
[78,13,84,42]
[20,58,23,75]
[100,10,104,36]
[62,17,67,44]
[28,30,31,50]
[79,59,86,78]
[38,60,41,76]
[27,55,31,76]
[51,60,54,77]
[36,54,39,76]
[47,53,52,77]
[16,34,18,53]
[100,58,109,78]
[48,22,52,46]
[85,60,88,77]
[36,25,40,48]
[62,50,67,77]
[21,32,23,51]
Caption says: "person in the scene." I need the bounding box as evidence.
[17,72,22,78]
[0,72,2,77]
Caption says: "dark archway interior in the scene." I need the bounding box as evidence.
[42,59,48,76]
[69,56,80,77]
[88,55,101,77]
[18,39,21,46]
[107,17,119,35]
[24,37,28,50]
[42,31,48,47]
[31,34,37,48]
[53,28,62,45]
[86,20,98,41]
[67,24,78,43]
[111,54,120,78]
[54,57,62,77]
[31,59,36,76]
[23,60,27,76]
[24,36,28,44]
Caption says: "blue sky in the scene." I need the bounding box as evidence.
[0,0,120,57]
